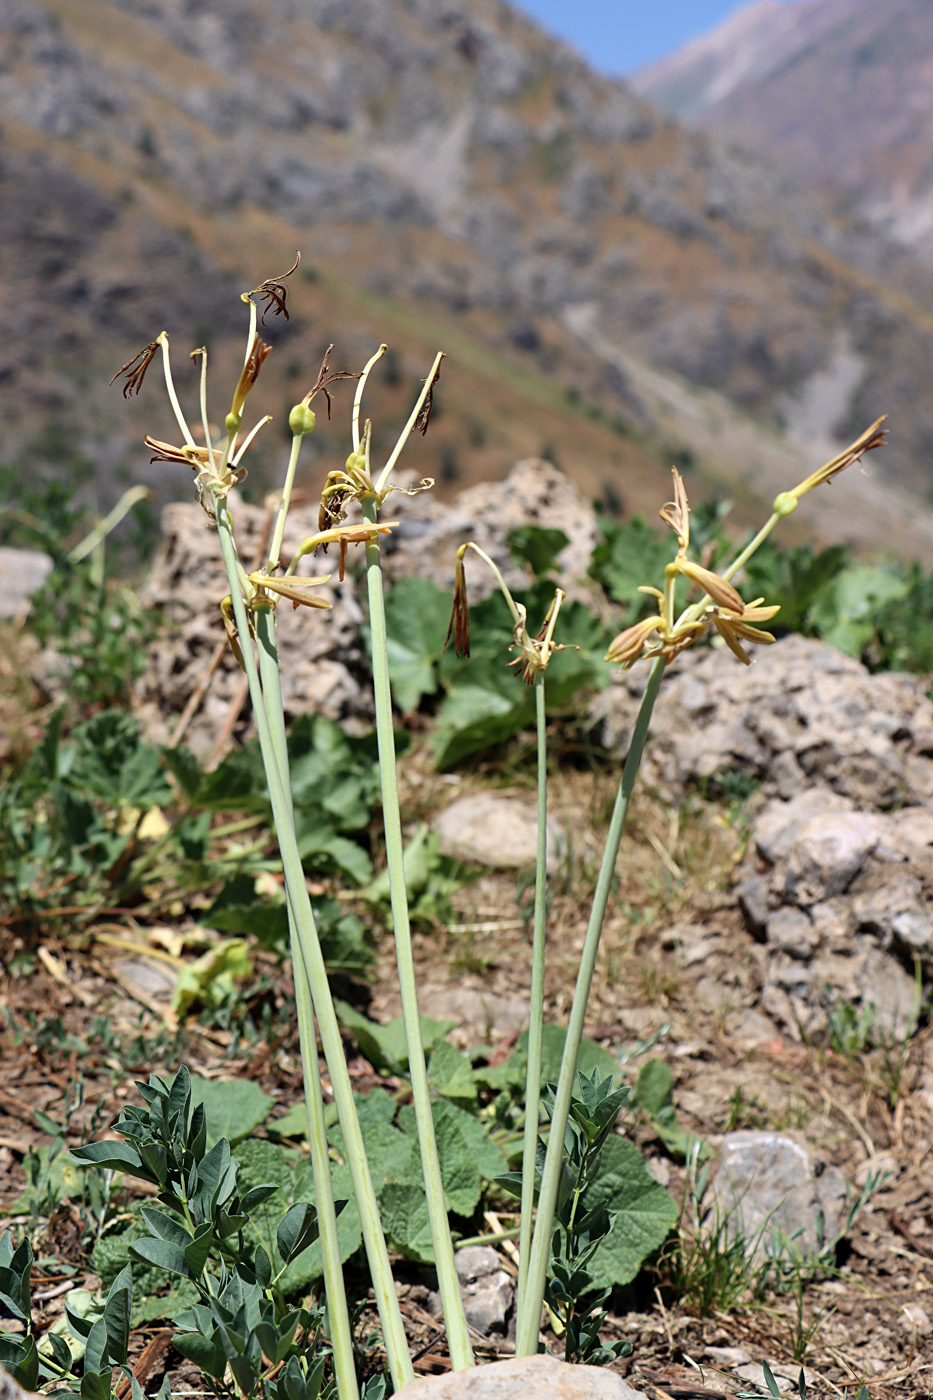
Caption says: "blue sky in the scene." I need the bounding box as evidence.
[510,1,794,74]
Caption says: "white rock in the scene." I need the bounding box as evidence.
[394,1355,648,1400]
[435,792,561,868]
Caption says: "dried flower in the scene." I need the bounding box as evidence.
[110,341,159,397]
[243,252,301,323]
[774,417,887,517]
[444,547,471,657]
[230,335,272,420]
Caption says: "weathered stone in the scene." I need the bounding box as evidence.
[591,635,933,809]
[753,789,848,868]
[417,983,527,1043]
[394,1355,648,1400]
[853,873,933,960]
[765,908,819,961]
[0,547,53,619]
[428,1247,513,1337]
[708,1132,848,1262]
[783,809,881,905]
[435,792,561,868]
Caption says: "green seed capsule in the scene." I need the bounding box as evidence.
[289,403,316,437]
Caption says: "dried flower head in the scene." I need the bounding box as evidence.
[231,335,273,419]
[444,542,569,680]
[444,547,471,658]
[110,341,159,397]
[775,417,888,516]
[243,252,301,323]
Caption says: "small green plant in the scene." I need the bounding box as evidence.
[0,1230,137,1399]
[721,1084,766,1134]
[505,1070,635,1364]
[0,469,153,713]
[662,1139,773,1316]
[70,1066,384,1400]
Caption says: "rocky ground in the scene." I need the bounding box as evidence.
[3,466,933,1399]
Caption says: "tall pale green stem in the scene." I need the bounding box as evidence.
[514,655,666,1356]
[360,492,475,1372]
[254,607,357,1400]
[517,674,548,1321]
[214,502,414,1393]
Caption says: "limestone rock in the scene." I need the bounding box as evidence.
[591,634,933,809]
[428,1247,513,1337]
[434,792,561,868]
[418,983,528,1043]
[0,546,53,619]
[708,1131,848,1262]
[394,1355,647,1400]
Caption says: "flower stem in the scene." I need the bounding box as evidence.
[267,433,304,574]
[514,654,666,1356]
[360,491,475,1372]
[214,502,413,1393]
[517,673,548,1322]
[254,606,358,1400]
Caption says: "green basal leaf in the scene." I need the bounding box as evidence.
[427,1039,478,1104]
[379,575,450,711]
[506,525,570,578]
[334,1001,455,1075]
[578,1136,678,1288]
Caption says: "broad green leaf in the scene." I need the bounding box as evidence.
[431,678,526,769]
[506,526,570,578]
[128,1238,189,1278]
[276,1202,323,1264]
[235,1140,361,1289]
[132,1283,197,1325]
[160,744,203,800]
[590,516,680,619]
[102,1265,132,1363]
[173,1331,228,1379]
[427,1040,477,1104]
[634,1059,673,1119]
[334,1002,455,1075]
[378,1182,434,1261]
[398,1099,505,1215]
[204,876,290,946]
[519,1023,619,1088]
[69,1141,153,1182]
[580,1135,678,1288]
[380,575,450,711]
[82,1316,108,1377]
[69,711,173,808]
[292,821,372,885]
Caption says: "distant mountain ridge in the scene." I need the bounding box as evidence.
[634,0,933,267]
[2,0,933,545]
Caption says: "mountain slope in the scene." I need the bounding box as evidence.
[3,0,933,541]
[634,0,933,266]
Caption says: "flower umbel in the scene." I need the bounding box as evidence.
[606,467,777,670]
[445,542,569,681]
